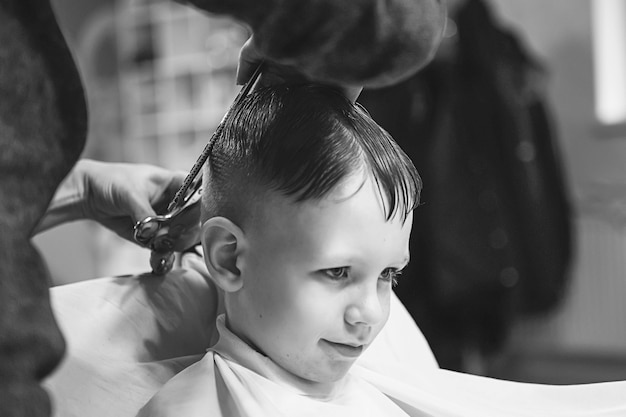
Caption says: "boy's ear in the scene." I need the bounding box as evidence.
[200,217,246,292]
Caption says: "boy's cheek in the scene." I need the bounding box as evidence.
[374,303,392,334]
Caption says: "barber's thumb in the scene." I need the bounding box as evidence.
[128,193,157,225]
[236,37,263,85]
[170,170,188,190]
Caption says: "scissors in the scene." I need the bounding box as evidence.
[133,63,264,275]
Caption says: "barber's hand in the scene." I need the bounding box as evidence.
[79,159,187,243]
[36,159,187,244]
[236,37,363,103]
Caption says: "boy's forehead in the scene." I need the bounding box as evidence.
[254,172,370,212]
[247,181,412,269]
[318,170,369,203]
[254,173,404,229]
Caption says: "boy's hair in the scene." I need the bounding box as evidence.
[201,83,421,225]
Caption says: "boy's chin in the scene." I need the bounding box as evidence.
[295,362,355,385]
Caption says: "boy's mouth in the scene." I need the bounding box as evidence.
[320,340,364,358]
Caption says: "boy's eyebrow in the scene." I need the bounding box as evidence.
[314,252,409,266]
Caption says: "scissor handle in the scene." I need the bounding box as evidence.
[133,216,166,247]
[133,184,202,250]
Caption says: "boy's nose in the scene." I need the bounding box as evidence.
[344,283,385,328]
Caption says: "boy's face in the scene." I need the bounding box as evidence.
[226,174,412,385]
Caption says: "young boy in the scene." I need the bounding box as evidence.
[139,83,422,416]
[138,84,626,417]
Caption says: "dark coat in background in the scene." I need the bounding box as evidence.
[360,0,573,370]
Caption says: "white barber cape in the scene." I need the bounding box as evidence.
[138,315,412,417]
[45,253,626,417]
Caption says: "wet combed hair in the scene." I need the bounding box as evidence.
[202,83,421,224]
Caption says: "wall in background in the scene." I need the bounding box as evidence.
[490,0,626,371]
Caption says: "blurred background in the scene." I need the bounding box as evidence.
[34,0,626,385]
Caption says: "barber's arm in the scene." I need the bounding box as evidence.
[180,0,447,88]
[236,37,364,103]
[33,159,186,243]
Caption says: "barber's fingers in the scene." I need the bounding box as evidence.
[341,86,363,103]
[150,170,188,213]
[237,36,311,87]
[236,37,263,86]
[237,37,363,103]
[126,191,157,225]
[237,38,306,87]
[166,170,188,191]
[121,170,185,230]
[98,215,140,243]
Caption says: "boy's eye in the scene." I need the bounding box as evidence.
[380,268,404,287]
[324,267,349,280]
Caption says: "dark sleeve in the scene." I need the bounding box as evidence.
[0,1,87,416]
[178,0,447,87]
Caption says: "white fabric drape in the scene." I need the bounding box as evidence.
[45,254,626,417]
